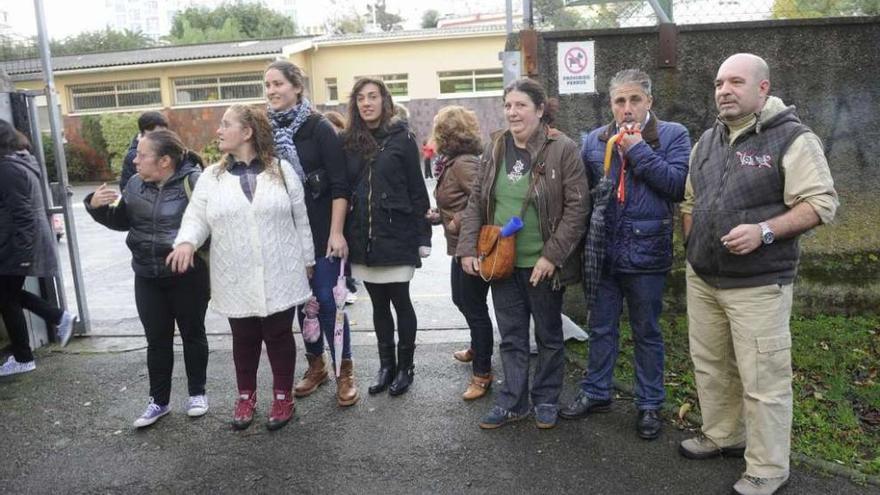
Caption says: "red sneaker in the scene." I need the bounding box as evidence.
[267,390,295,430]
[232,391,256,430]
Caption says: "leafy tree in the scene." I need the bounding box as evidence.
[167,3,296,44]
[771,0,879,17]
[421,9,440,28]
[41,29,154,57]
[366,0,403,31]
[534,0,643,29]
[326,14,366,35]
[534,0,589,29]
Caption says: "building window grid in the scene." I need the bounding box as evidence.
[69,79,161,112]
[172,72,264,105]
[439,69,504,95]
[355,73,408,98]
[325,78,338,102]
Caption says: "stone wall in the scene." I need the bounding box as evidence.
[524,17,880,317]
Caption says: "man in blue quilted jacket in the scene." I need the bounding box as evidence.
[560,69,690,440]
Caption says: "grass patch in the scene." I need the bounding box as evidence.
[565,314,880,476]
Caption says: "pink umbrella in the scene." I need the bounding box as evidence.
[331,259,348,377]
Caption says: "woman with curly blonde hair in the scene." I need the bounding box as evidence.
[428,105,494,400]
[168,104,315,431]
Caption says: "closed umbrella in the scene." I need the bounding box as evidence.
[331,259,349,378]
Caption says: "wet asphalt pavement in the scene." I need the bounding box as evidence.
[0,341,875,494]
[2,182,876,493]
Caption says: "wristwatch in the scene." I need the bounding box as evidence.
[759,222,775,245]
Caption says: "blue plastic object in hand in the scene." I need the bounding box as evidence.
[500,216,524,237]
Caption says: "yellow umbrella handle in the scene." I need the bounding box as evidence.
[603,133,620,178]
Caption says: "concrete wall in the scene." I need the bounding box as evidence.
[527,17,880,316]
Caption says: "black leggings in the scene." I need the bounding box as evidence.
[364,281,417,347]
[0,275,63,363]
[135,268,210,406]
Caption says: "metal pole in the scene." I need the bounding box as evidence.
[523,0,534,29]
[646,0,672,24]
[506,0,514,34]
[33,0,91,334]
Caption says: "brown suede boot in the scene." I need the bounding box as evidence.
[462,373,493,401]
[294,353,329,398]
[336,359,359,407]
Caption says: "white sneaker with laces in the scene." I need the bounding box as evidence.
[57,311,76,347]
[186,395,209,417]
[0,356,36,376]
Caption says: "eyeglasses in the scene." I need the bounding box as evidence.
[135,152,157,160]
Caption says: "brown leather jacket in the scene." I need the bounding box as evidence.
[434,153,480,255]
[456,125,590,287]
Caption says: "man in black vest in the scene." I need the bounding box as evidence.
[679,54,837,495]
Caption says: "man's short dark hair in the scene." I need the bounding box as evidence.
[138,111,168,133]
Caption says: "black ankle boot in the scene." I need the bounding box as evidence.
[389,344,415,396]
[368,342,396,395]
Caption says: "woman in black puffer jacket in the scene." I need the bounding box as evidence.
[343,78,431,397]
[85,130,210,429]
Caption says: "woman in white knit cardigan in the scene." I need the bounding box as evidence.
[167,104,315,431]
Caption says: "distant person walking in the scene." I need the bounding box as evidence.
[0,122,75,377]
[85,130,210,428]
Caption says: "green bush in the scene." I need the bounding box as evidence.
[200,139,223,164]
[99,112,139,173]
[79,115,109,162]
[41,133,57,182]
[41,133,111,182]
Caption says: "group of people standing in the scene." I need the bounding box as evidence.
[0,49,836,495]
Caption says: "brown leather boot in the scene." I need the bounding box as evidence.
[294,353,329,398]
[462,373,493,401]
[336,359,359,407]
[453,348,474,363]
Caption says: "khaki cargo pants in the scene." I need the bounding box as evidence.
[685,263,793,478]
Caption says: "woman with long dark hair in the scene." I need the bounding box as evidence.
[85,129,210,428]
[343,78,431,396]
[168,104,315,431]
[264,60,358,407]
[457,78,590,429]
[0,122,75,377]
[429,106,494,400]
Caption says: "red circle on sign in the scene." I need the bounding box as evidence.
[564,47,588,74]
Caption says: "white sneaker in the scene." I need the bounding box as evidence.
[186,395,209,417]
[0,356,36,376]
[345,292,358,305]
[57,311,76,347]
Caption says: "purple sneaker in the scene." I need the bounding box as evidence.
[133,399,170,428]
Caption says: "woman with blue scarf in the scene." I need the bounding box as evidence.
[264,61,358,407]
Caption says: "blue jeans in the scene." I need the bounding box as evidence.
[582,270,667,409]
[299,257,352,363]
[450,257,493,375]
[491,268,565,415]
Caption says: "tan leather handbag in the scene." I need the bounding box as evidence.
[477,224,516,281]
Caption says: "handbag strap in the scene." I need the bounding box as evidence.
[517,139,551,220]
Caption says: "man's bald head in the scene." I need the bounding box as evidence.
[714,53,772,120]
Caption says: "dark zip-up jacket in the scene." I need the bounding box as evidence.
[118,135,139,191]
[85,159,205,278]
[581,114,690,273]
[0,151,58,277]
[344,119,431,267]
[456,125,590,287]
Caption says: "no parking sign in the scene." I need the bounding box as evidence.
[557,41,595,94]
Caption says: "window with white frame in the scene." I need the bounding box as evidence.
[325,78,338,102]
[438,69,504,96]
[356,73,408,99]
[69,79,161,112]
[172,72,264,105]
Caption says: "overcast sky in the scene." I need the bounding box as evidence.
[4,0,512,39]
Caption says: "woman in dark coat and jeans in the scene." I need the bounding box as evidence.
[264,60,358,407]
[85,130,210,428]
[0,122,76,377]
[343,78,431,396]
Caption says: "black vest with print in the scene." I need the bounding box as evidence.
[687,106,810,288]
